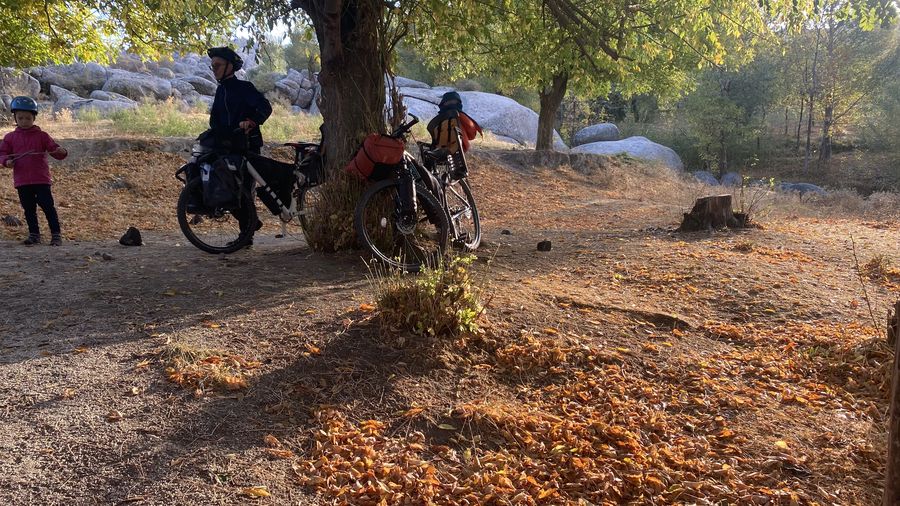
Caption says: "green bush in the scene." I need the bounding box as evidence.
[371,255,483,341]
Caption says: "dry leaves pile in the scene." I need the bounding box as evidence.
[293,314,890,504]
[162,342,260,394]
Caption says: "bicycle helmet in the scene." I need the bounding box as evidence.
[10,96,38,115]
[439,91,463,111]
[207,46,243,72]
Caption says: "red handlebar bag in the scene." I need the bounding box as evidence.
[345,133,405,179]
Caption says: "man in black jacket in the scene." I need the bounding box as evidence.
[207,46,272,245]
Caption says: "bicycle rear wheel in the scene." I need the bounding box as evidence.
[296,183,325,245]
[177,178,252,254]
[355,180,449,272]
[446,178,480,250]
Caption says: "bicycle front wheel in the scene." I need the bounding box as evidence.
[354,180,449,272]
[446,178,481,251]
[177,178,252,254]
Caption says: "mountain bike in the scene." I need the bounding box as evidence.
[417,128,481,251]
[353,116,450,273]
[175,131,325,254]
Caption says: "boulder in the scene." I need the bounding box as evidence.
[571,136,683,171]
[89,90,137,104]
[393,76,431,89]
[0,68,40,98]
[720,172,743,187]
[778,182,826,196]
[27,62,107,96]
[180,75,218,96]
[572,123,620,146]
[152,67,176,80]
[170,78,197,97]
[692,170,719,185]
[102,69,173,101]
[52,85,137,116]
[397,88,567,150]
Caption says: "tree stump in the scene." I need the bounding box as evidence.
[678,195,746,231]
[886,300,900,506]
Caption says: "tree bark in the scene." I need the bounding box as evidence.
[536,71,568,151]
[678,195,744,231]
[294,0,386,170]
[819,102,833,161]
[886,300,900,506]
[803,28,821,172]
[796,94,804,150]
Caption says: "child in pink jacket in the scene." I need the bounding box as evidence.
[0,96,67,245]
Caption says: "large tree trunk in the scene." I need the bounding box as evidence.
[294,0,386,170]
[536,71,568,151]
[886,301,900,506]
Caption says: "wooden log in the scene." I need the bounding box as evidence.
[886,300,900,506]
[678,194,742,231]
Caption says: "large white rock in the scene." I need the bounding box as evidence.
[393,76,431,89]
[27,62,108,96]
[179,75,218,96]
[571,136,683,171]
[51,85,137,116]
[572,123,620,146]
[396,88,567,150]
[102,69,173,100]
[89,90,137,104]
[0,68,40,98]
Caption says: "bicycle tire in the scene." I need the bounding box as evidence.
[297,183,324,245]
[446,178,481,251]
[354,179,449,272]
[177,178,253,254]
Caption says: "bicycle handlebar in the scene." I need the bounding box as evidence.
[390,115,419,139]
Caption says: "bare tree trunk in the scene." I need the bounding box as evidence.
[796,94,804,149]
[536,71,568,151]
[294,0,386,171]
[886,301,900,506]
[818,18,837,164]
[803,28,821,172]
[784,107,789,137]
[819,102,834,161]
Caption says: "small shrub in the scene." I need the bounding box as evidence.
[262,102,323,143]
[863,254,893,280]
[371,255,483,343]
[302,171,363,252]
[109,98,207,137]
[76,107,102,124]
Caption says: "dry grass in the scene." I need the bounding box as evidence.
[162,340,261,395]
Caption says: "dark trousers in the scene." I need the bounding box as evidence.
[234,147,260,237]
[16,184,61,235]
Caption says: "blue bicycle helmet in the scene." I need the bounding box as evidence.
[10,96,38,115]
[207,47,244,72]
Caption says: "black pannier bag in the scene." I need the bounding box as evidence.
[203,156,242,210]
[248,154,296,216]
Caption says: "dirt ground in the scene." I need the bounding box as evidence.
[1,140,899,505]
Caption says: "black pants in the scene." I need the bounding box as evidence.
[17,184,61,235]
[233,147,260,237]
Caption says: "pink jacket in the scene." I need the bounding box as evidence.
[0,126,66,187]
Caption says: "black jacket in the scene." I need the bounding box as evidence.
[210,77,272,150]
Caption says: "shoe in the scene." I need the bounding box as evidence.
[50,234,62,246]
[226,237,253,249]
[255,219,263,231]
[23,234,41,245]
